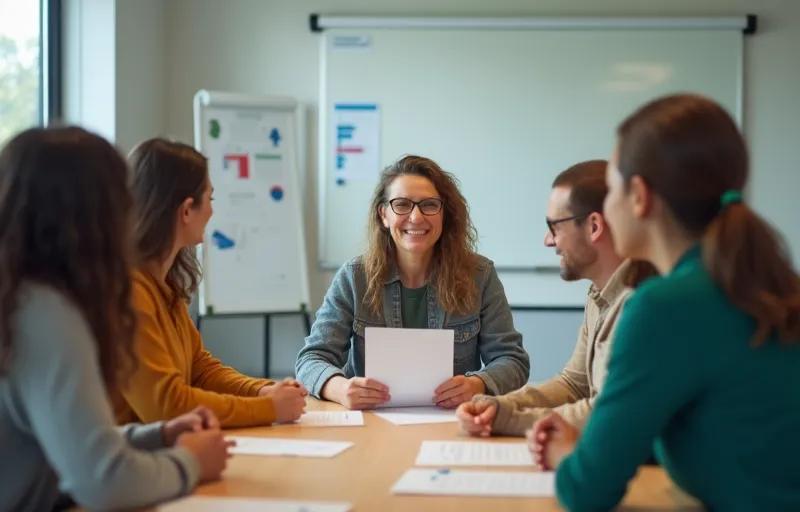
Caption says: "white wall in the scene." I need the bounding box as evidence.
[84,0,800,379]
[63,0,166,153]
[114,0,166,154]
[62,0,116,141]
[163,0,800,306]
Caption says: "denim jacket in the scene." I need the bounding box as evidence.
[295,254,530,398]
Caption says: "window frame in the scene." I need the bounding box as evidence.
[40,0,62,124]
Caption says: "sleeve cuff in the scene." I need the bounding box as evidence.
[310,366,345,398]
[119,421,167,450]
[465,370,500,395]
[250,378,275,396]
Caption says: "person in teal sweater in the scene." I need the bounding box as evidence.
[529,94,800,511]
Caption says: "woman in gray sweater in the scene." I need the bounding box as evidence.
[0,127,231,511]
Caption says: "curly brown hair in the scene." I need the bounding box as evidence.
[0,127,137,387]
[128,138,207,305]
[364,155,479,316]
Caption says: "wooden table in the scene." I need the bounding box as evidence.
[195,399,702,511]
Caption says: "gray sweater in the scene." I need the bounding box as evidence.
[0,283,199,511]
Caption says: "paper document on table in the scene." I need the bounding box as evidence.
[416,440,535,466]
[392,468,554,497]
[373,407,457,425]
[228,436,353,458]
[365,327,453,407]
[158,496,353,512]
[296,410,364,426]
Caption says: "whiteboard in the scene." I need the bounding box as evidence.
[316,21,745,305]
[193,90,310,315]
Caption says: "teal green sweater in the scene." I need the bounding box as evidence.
[556,247,800,511]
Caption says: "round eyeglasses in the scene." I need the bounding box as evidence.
[387,197,444,216]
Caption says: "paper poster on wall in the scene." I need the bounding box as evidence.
[332,103,380,186]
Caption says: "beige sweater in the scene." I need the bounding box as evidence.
[475,260,634,435]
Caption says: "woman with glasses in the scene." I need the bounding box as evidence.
[296,155,529,409]
[529,94,800,511]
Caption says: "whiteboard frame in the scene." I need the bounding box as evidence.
[315,18,749,273]
[193,89,311,315]
[314,17,751,307]
[310,14,756,33]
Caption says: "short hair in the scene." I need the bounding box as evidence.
[551,160,609,216]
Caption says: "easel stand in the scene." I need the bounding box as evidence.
[197,305,311,378]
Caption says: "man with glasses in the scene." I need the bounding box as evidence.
[457,160,651,436]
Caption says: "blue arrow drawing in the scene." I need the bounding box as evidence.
[211,230,235,250]
[269,128,281,147]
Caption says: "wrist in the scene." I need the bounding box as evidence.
[467,375,486,395]
[321,375,346,402]
[160,421,173,446]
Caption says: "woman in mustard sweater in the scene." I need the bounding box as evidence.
[113,138,306,428]
[529,95,800,511]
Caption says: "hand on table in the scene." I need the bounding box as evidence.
[322,376,390,410]
[259,378,308,422]
[162,405,220,446]
[456,400,497,437]
[527,412,579,471]
[433,375,485,409]
[177,429,234,483]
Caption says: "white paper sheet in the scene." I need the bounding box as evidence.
[158,496,352,512]
[228,436,353,458]
[392,468,554,498]
[296,410,364,427]
[415,440,535,467]
[364,327,454,407]
[372,407,457,425]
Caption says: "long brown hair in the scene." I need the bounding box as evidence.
[617,93,800,345]
[128,138,207,305]
[364,155,479,315]
[0,127,137,386]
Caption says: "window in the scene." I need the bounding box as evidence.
[0,0,60,146]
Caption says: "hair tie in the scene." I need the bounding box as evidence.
[720,189,743,208]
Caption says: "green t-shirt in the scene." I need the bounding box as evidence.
[401,284,428,329]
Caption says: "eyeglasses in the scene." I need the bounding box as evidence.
[386,197,444,216]
[545,214,588,237]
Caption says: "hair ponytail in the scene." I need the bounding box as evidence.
[703,203,800,345]
[618,93,800,346]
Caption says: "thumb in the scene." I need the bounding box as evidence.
[478,404,496,423]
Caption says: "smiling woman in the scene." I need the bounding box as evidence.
[296,155,530,410]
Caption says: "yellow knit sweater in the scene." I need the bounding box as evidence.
[113,269,277,427]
